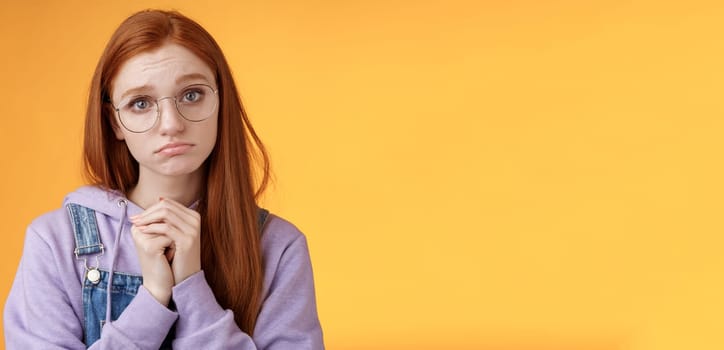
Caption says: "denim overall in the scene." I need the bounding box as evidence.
[67,202,269,348]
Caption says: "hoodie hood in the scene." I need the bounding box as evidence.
[63,185,146,219]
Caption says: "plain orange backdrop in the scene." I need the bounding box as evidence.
[2,1,724,349]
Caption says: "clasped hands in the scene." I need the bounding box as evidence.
[130,197,201,306]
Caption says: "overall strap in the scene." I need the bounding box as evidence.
[66,203,104,258]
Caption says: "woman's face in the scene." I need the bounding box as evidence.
[110,43,218,179]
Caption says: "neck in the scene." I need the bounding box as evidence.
[129,169,204,209]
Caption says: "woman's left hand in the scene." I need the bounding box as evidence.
[130,197,202,284]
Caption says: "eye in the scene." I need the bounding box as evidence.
[126,97,152,112]
[180,88,205,103]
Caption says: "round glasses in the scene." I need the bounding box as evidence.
[111,84,219,133]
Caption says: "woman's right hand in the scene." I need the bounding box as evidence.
[130,224,175,306]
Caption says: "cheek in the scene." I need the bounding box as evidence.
[202,119,219,155]
[204,113,219,139]
[193,120,217,167]
[209,118,219,144]
[121,136,146,161]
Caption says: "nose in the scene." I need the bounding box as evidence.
[156,97,185,135]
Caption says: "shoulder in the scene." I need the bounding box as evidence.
[27,207,74,248]
[21,206,83,285]
[27,184,111,239]
[260,213,314,267]
[260,213,308,252]
[24,184,112,260]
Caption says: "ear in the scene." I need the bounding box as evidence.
[112,120,126,140]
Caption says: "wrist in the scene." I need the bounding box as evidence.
[144,284,172,307]
[174,267,201,285]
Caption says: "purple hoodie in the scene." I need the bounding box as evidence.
[4,186,324,349]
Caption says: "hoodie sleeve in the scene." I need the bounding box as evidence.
[171,234,324,349]
[4,226,87,349]
[3,225,178,350]
[95,285,179,349]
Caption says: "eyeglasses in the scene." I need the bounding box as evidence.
[111,84,219,133]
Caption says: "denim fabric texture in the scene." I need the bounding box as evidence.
[67,204,104,256]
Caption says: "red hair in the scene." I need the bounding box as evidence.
[83,9,270,333]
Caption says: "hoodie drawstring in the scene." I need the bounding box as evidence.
[105,199,128,323]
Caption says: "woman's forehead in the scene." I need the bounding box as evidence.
[113,43,215,97]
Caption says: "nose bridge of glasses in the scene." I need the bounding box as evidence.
[156,95,183,119]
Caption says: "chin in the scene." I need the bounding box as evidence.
[162,166,204,177]
[148,161,206,178]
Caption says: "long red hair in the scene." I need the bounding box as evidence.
[83,9,270,334]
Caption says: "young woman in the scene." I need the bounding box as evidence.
[4,9,324,349]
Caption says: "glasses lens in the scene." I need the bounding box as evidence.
[118,97,157,133]
[176,85,218,121]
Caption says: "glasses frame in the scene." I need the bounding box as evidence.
[110,83,219,133]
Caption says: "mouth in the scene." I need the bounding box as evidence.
[156,142,194,156]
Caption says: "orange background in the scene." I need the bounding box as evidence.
[2,1,724,349]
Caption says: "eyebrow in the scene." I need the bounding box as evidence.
[119,85,153,102]
[118,73,214,101]
[176,73,212,85]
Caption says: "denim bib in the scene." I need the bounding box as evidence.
[67,202,269,348]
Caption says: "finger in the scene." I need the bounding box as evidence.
[142,214,199,242]
[131,199,199,229]
[131,207,190,230]
[128,198,171,224]
[157,197,200,227]
[146,235,174,252]
[132,224,174,245]
[132,230,174,256]
[158,197,199,217]
[138,222,188,245]
[131,206,198,237]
